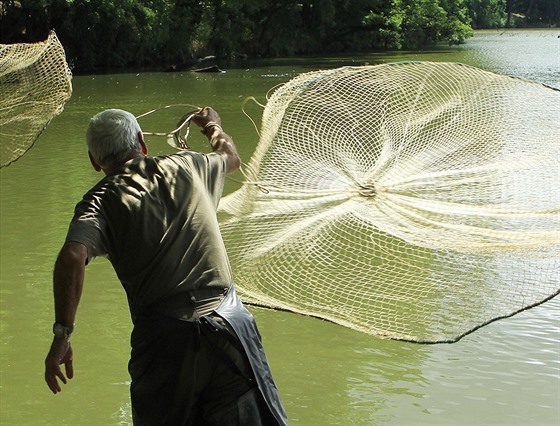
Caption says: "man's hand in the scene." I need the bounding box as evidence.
[191,106,241,173]
[45,337,74,394]
[191,106,221,128]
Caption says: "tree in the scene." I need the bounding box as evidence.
[364,0,473,49]
[523,0,560,26]
[439,0,474,44]
[1,0,555,73]
[465,0,506,28]
[0,0,50,43]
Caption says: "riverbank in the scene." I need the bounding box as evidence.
[68,28,559,77]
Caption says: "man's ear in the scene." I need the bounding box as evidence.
[138,132,148,155]
[88,151,102,172]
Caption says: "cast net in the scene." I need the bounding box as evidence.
[219,62,560,343]
[0,31,72,167]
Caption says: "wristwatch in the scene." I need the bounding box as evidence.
[53,322,74,338]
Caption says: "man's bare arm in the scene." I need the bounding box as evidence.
[45,241,87,394]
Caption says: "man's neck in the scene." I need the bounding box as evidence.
[103,152,145,176]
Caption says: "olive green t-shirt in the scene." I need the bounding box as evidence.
[65,151,233,318]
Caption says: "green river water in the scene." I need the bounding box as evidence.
[0,29,559,425]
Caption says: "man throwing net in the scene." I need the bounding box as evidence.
[44,107,287,425]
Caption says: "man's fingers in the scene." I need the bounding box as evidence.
[46,379,60,394]
[192,106,220,126]
[55,367,68,385]
[64,359,74,380]
[45,366,64,394]
[48,377,61,394]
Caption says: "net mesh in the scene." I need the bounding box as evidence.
[219,62,560,343]
[0,31,72,167]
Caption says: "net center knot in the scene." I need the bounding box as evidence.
[358,183,377,198]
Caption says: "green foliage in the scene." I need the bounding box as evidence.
[521,0,560,26]
[364,0,473,49]
[0,0,555,72]
[466,0,507,28]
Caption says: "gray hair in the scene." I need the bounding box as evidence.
[86,109,142,168]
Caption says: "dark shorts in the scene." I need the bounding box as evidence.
[128,313,276,426]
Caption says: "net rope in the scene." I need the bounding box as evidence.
[219,62,560,343]
[0,31,72,167]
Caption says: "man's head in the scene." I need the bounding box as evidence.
[86,109,146,171]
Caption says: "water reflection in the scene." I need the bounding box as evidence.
[347,344,429,425]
